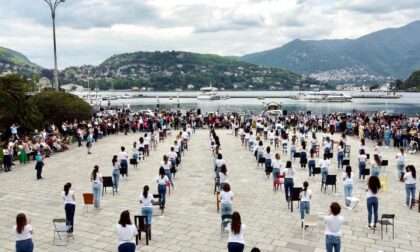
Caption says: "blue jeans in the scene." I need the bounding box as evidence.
[300,201,310,220]
[359,162,366,180]
[65,203,75,232]
[158,184,167,207]
[248,142,253,152]
[326,235,341,252]
[141,207,153,225]
[221,202,232,218]
[165,169,174,187]
[16,238,34,252]
[308,160,315,177]
[385,137,390,147]
[371,167,380,177]
[397,162,405,178]
[284,178,294,202]
[227,242,244,252]
[118,242,136,252]
[337,152,344,169]
[273,168,280,181]
[321,168,328,183]
[92,182,101,208]
[120,160,128,177]
[367,197,378,225]
[113,169,120,191]
[406,184,416,206]
[344,184,353,206]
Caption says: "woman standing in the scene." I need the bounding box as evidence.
[343,166,354,209]
[337,142,345,169]
[308,149,316,177]
[139,185,154,225]
[116,210,138,252]
[320,155,330,187]
[3,143,12,172]
[403,165,417,207]
[131,142,139,169]
[396,148,406,178]
[219,183,234,218]
[264,146,273,178]
[219,165,229,190]
[323,202,345,252]
[86,131,92,154]
[371,154,381,177]
[358,149,368,181]
[161,155,174,188]
[157,167,169,209]
[366,176,381,229]
[61,183,75,233]
[35,152,44,180]
[13,213,34,252]
[226,211,245,252]
[90,165,103,209]
[118,147,128,180]
[299,181,312,227]
[284,161,295,202]
[215,154,226,178]
[272,153,282,185]
[112,155,120,192]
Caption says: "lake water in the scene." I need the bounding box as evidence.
[83,91,420,115]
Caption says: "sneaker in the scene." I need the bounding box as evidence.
[366,224,372,229]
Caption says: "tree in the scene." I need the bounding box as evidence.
[30,91,92,128]
[0,74,43,135]
[369,84,380,91]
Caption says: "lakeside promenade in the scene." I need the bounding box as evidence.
[1,129,419,251]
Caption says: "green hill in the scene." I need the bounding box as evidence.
[403,70,420,91]
[241,20,420,83]
[0,47,42,77]
[61,51,317,90]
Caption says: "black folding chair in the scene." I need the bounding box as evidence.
[288,187,302,212]
[323,175,337,193]
[134,215,151,245]
[102,176,114,196]
[342,159,350,166]
[375,214,395,239]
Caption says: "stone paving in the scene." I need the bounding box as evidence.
[1,129,420,252]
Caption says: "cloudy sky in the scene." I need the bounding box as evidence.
[1,0,419,68]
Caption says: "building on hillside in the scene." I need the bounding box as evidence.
[37,77,52,90]
[131,86,140,91]
[61,84,84,92]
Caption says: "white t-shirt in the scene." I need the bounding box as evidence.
[116,224,138,246]
[284,167,294,178]
[160,160,172,170]
[358,154,367,163]
[13,224,32,241]
[272,159,282,169]
[156,175,169,185]
[118,151,128,161]
[215,159,226,168]
[226,224,246,244]
[168,151,178,160]
[404,171,416,184]
[219,172,229,184]
[323,215,345,236]
[265,152,272,160]
[220,190,234,204]
[300,189,312,202]
[61,190,75,205]
[366,188,378,198]
[320,159,330,169]
[396,153,405,163]
[342,172,354,185]
[139,193,154,207]
[92,172,102,183]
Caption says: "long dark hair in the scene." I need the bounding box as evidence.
[112,155,118,166]
[118,210,132,227]
[231,211,242,235]
[302,181,309,196]
[368,176,381,194]
[345,165,352,179]
[407,165,416,179]
[143,185,149,199]
[159,167,165,178]
[361,138,365,146]
[285,161,292,168]
[91,165,99,180]
[221,164,227,175]
[163,155,169,163]
[374,154,381,167]
[64,182,71,196]
[16,213,28,234]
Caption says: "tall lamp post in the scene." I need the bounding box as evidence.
[43,0,65,91]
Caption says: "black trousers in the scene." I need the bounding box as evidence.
[36,167,42,179]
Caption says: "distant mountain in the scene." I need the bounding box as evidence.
[241,20,420,84]
[0,47,42,78]
[402,69,420,91]
[61,51,317,91]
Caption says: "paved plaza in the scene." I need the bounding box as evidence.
[1,129,420,252]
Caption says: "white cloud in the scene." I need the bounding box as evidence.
[0,0,419,68]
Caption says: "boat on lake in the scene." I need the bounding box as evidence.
[292,92,352,102]
[197,86,221,100]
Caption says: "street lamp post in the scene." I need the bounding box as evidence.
[43,0,65,91]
